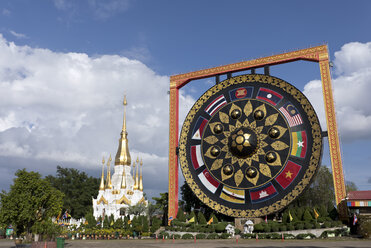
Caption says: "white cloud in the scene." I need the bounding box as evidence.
[9,30,27,39]
[53,0,130,19]
[304,41,371,142]
[2,9,11,16]
[0,34,195,198]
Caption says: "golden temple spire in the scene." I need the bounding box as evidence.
[115,95,132,166]
[139,158,143,191]
[105,155,113,189]
[135,157,139,190]
[99,157,105,190]
[132,161,136,180]
[121,167,126,189]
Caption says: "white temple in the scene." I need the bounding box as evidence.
[92,96,147,220]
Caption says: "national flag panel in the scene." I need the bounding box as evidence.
[291,131,307,158]
[249,183,278,203]
[256,87,283,106]
[192,116,208,140]
[205,95,227,116]
[220,186,245,204]
[279,102,303,127]
[229,87,253,101]
[198,169,220,193]
[191,145,204,170]
[275,161,302,189]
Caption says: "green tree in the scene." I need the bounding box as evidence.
[346,181,358,192]
[181,182,203,212]
[188,211,198,224]
[0,169,63,239]
[84,210,97,228]
[303,209,313,221]
[293,166,335,208]
[176,208,186,222]
[46,166,100,219]
[128,203,147,216]
[152,192,168,226]
[146,202,157,225]
[198,212,207,224]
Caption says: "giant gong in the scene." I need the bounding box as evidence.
[179,74,323,217]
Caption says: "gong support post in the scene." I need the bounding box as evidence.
[168,44,347,222]
[168,83,179,220]
[319,54,348,219]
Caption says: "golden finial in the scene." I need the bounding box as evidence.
[139,158,143,191]
[123,95,127,106]
[135,157,139,190]
[99,156,105,190]
[105,154,113,189]
[115,95,131,166]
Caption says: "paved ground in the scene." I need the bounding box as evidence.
[2,239,371,248]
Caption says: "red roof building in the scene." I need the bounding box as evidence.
[347,191,371,214]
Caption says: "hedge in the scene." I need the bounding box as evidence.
[182,233,194,239]
[207,233,219,239]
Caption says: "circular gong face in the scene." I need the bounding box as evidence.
[179,74,322,217]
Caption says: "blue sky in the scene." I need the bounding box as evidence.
[0,0,370,200]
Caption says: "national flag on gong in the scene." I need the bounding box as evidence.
[205,95,227,116]
[256,87,283,106]
[229,87,253,101]
[198,169,220,193]
[220,186,245,204]
[275,161,302,189]
[279,102,303,127]
[192,116,208,140]
[291,131,307,158]
[249,183,278,203]
[191,145,204,170]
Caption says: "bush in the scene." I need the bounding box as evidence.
[287,224,295,231]
[295,222,304,230]
[197,212,207,225]
[182,233,194,239]
[196,233,206,239]
[359,216,371,239]
[263,225,271,233]
[209,214,219,224]
[303,209,313,221]
[322,222,331,228]
[241,233,255,239]
[235,228,241,235]
[172,234,181,239]
[253,223,264,232]
[296,233,316,239]
[215,223,227,233]
[176,208,186,222]
[207,233,219,239]
[283,233,295,239]
[304,222,313,229]
[220,233,230,239]
[314,223,321,229]
[269,233,281,239]
[271,225,279,232]
[279,225,287,231]
[159,232,170,239]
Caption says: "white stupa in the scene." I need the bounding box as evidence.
[92,96,147,220]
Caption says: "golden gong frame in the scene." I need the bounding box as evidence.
[168,45,347,220]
